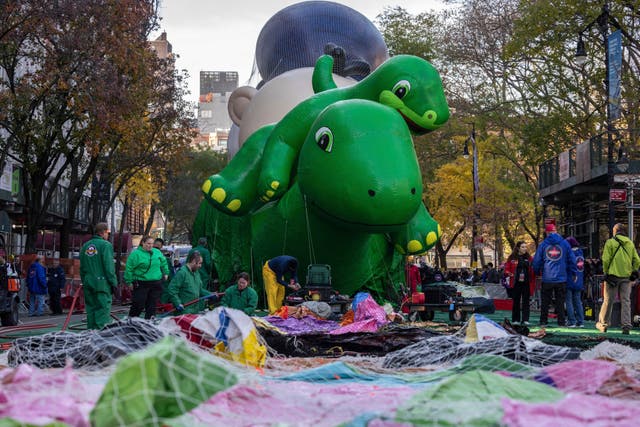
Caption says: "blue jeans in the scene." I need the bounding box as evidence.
[29,293,46,316]
[565,288,584,326]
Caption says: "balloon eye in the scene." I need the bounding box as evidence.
[392,80,411,99]
[315,127,333,152]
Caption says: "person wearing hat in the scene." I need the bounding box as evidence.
[598,223,640,334]
[533,223,577,327]
[565,236,585,328]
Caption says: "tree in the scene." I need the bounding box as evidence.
[375,6,440,60]
[0,0,173,253]
[157,149,228,243]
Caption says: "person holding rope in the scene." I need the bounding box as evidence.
[80,222,118,329]
[220,272,258,315]
[598,223,640,334]
[125,235,169,319]
[263,255,300,314]
[167,251,217,314]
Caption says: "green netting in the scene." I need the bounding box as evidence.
[395,370,564,426]
[90,336,238,427]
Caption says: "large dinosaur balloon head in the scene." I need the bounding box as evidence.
[370,55,450,134]
[298,99,422,232]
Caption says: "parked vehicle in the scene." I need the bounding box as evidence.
[1,273,20,326]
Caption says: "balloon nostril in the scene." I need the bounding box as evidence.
[368,189,376,197]
[411,188,416,195]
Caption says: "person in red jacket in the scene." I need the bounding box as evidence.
[504,241,536,325]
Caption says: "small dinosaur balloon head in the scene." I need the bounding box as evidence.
[370,55,450,134]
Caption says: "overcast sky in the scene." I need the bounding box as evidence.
[152,0,449,103]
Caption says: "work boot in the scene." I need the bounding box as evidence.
[596,322,607,333]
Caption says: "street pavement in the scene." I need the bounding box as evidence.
[14,304,130,331]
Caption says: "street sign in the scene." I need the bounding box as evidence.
[610,189,627,202]
[614,174,640,183]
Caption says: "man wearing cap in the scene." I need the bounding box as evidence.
[80,222,118,329]
[533,223,578,327]
[598,223,640,334]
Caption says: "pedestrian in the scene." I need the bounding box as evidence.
[504,241,535,325]
[80,222,118,329]
[564,236,585,328]
[26,255,47,317]
[597,223,640,334]
[166,251,215,314]
[153,237,172,297]
[153,237,172,275]
[189,237,213,291]
[125,235,169,319]
[533,223,577,327]
[220,272,258,315]
[262,255,300,314]
[486,262,500,283]
[47,257,65,315]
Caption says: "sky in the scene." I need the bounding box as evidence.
[151,0,449,103]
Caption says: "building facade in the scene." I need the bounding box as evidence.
[197,71,237,136]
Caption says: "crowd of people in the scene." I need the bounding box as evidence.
[408,222,638,334]
[6,220,639,335]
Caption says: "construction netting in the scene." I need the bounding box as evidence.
[2,309,640,426]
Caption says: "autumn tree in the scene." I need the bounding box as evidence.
[0,0,180,253]
[157,149,228,243]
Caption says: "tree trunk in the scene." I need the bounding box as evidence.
[435,240,448,270]
[144,202,156,236]
[114,195,130,282]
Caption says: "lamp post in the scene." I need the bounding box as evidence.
[574,1,625,236]
[463,123,482,268]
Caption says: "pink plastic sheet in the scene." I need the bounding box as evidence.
[0,364,103,427]
[189,380,417,426]
[542,359,619,394]
[330,294,389,334]
[502,393,640,427]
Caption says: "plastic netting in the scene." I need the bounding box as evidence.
[7,318,165,369]
[3,310,640,426]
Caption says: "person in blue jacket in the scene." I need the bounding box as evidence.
[533,223,577,327]
[565,236,585,328]
[27,255,48,316]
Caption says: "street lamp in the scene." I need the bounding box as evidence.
[574,1,626,236]
[463,123,481,268]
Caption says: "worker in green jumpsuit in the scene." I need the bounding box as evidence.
[220,272,258,315]
[167,251,216,314]
[188,237,213,290]
[80,222,117,329]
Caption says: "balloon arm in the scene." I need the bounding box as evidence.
[312,55,338,93]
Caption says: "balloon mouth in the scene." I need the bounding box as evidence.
[307,199,410,230]
[397,109,441,134]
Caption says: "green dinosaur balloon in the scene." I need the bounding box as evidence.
[201,54,449,216]
[194,99,442,296]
